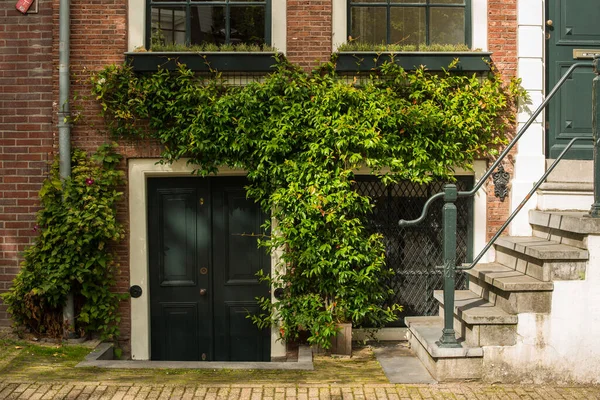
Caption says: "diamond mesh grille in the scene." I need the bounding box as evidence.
[354,176,473,327]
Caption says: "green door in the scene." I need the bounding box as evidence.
[148,177,270,361]
[547,0,600,159]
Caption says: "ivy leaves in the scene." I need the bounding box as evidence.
[91,59,521,348]
[2,144,126,340]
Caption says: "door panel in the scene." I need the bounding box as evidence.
[226,302,266,361]
[547,0,599,159]
[148,177,270,361]
[212,179,270,361]
[158,189,197,286]
[159,303,199,361]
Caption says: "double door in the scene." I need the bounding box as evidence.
[148,177,270,361]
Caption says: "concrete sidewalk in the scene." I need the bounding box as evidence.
[1,382,599,399]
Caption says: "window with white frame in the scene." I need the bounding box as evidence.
[147,0,271,48]
[347,0,470,46]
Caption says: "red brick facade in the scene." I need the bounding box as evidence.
[0,0,518,354]
[0,1,54,327]
[486,0,518,240]
[287,0,332,69]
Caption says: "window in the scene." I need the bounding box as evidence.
[347,0,470,47]
[146,0,271,48]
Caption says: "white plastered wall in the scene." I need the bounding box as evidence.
[510,0,546,236]
[483,235,600,384]
[128,0,287,53]
[128,159,287,360]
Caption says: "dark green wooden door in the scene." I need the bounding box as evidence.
[148,177,270,361]
[547,0,600,159]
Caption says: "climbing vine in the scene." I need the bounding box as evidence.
[91,59,522,348]
[2,144,126,340]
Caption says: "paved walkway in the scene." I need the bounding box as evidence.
[1,382,600,399]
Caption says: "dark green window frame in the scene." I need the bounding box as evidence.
[145,0,272,49]
[347,0,471,47]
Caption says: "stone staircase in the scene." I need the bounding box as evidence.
[405,209,598,382]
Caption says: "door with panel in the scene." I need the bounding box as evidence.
[547,0,600,159]
[148,177,270,361]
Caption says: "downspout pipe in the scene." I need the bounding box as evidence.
[58,0,74,338]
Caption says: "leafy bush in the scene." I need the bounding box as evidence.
[1,144,126,340]
[91,59,522,348]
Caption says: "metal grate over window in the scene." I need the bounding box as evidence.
[354,175,473,327]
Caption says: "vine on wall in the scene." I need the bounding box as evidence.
[2,144,126,340]
[91,59,521,348]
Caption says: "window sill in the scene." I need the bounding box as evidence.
[125,52,282,73]
[334,51,493,73]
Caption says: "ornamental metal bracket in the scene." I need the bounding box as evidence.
[492,164,510,202]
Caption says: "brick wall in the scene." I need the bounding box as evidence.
[486,0,518,240]
[287,0,332,69]
[0,0,519,350]
[62,0,156,351]
[0,1,55,327]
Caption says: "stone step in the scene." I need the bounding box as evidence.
[466,262,554,292]
[494,236,588,281]
[466,262,553,314]
[530,210,600,250]
[434,290,517,325]
[435,290,518,347]
[405,316,483,382]
[537,160,593,211]
[545,159,593,183]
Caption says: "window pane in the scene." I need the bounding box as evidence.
[390,0,425,3]
[430,0,464,4]
[190,6,226,45]
[350,7,387,44]
[230,6,266,45]
[429,7,465,45]
[152,7,187,46]
[390,7,425,45]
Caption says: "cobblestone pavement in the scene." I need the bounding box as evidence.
[1,382,600,399]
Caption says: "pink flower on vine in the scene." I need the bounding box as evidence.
[85,177,94,186]
[32,224,40,232]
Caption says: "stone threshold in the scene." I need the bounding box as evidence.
[77,343,314,370]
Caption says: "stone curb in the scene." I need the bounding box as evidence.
[76,343,314,370]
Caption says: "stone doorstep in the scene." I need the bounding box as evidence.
[494,236,589,260]
[465,262,554,292]
[529,209,600,235]
[433,290,517,325]
[77,344,314,370]
[405,316,483,382]
[539,182,594,191]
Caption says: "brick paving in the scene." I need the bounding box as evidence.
[1,382,599,399]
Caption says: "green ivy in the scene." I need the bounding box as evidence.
[91,59,522,349]
[2,144,126,340]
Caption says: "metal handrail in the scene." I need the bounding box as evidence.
[460,136,593,270]
[396,60,596,348]
[399,62,594,228]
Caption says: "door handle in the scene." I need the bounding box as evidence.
[546,20,553,27]
[200,288,207,296]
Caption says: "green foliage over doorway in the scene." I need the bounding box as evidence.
[91,59,521,349]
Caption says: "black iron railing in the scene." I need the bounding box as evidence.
[399,59,600,348]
